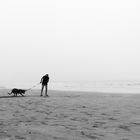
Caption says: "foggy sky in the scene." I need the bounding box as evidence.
[0,0,140,87]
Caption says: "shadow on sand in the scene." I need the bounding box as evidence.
[0,95,27,99]
[0,95,41,99]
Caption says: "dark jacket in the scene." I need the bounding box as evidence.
[41,75,49,85]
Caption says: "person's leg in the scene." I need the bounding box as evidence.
[41,85,44,96]
[45,85,48,96]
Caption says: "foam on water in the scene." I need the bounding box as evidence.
[49,81,140,94]
[5,80,140,94]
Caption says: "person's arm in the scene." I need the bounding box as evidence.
[40,77,43,83]
[47,77,49,83]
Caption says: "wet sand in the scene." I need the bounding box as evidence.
[0,89,140,140]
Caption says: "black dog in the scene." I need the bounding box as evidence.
[8,88,27,96]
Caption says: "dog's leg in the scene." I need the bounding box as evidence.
[20,93,24,96]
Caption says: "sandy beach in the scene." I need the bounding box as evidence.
[0,89,140,140]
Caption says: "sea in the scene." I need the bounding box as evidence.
[4,80,140,94]
[49,80,140,94]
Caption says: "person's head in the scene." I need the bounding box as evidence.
[45,74,49,76]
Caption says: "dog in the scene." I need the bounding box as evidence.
[8,88,27,96]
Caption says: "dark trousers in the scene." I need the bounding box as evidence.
[41,84,48,96]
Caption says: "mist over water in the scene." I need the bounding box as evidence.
[0,0,140,86]
[2,80,140,94]
[49,81,140,94]
[0,1,140,94]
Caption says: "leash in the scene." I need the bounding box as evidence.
[26,83,41,91]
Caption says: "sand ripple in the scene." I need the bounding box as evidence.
[0,90,140,139]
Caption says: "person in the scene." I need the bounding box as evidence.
[40,74,49,96]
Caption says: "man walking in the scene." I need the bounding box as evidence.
[40,74,49,96]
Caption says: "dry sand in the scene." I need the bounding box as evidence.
[0,89,140,140]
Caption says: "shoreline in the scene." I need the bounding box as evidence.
[0,88,140,98]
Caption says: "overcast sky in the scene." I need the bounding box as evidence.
[0,0,140,87]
